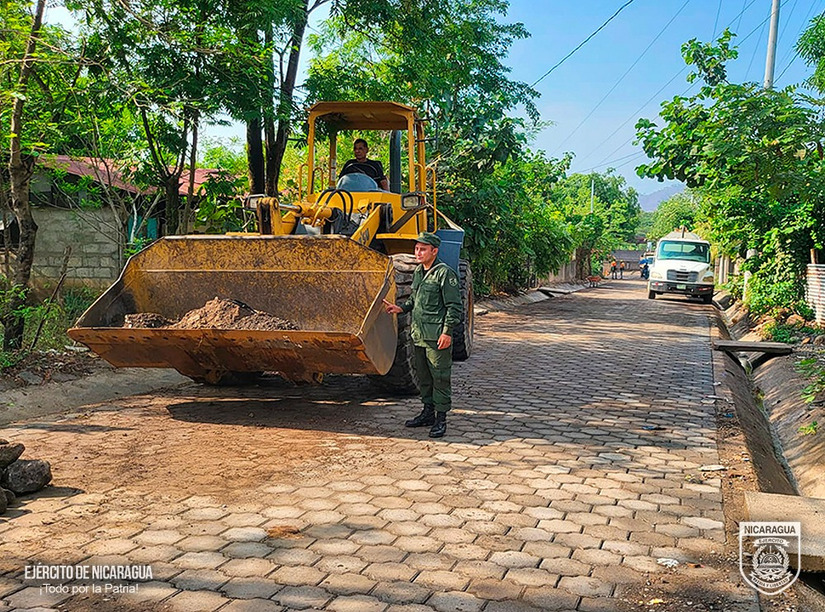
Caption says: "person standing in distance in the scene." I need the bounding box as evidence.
[340,138,389,190]
[382,232,462,438]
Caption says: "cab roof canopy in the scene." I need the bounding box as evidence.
[308,101,418,131]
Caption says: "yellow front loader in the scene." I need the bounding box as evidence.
[69,102,474,390]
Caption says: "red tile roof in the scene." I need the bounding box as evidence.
[41,155,234,197]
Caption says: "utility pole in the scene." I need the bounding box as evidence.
[763,0,781,89]
[745,0,781,302]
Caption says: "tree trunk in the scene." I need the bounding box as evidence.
[247,118,265,194]
[164,176,181,236]
[263,25,277,196]
[5,0,47,350]
[271,8,309,191]
[179,113,199,234]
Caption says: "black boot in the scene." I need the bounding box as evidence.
[405,404,435,427]
[428,411,447,438]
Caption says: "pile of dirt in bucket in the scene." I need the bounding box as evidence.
[123,298,298,331]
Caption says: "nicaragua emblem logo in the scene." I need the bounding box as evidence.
[739,522,801,595]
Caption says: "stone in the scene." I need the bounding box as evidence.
[2,488,15,506]
[0,442,24,469]
[16,371,43,385]
[1,459,52,494]
[0,490,6,515]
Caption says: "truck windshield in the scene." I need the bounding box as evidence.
[657,241,710,263]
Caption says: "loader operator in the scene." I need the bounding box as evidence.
[340,138,389,190]
[383,232,462,438]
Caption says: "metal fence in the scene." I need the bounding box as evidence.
[807,264,825,325]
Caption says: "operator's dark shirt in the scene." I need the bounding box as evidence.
[340,159,387,183]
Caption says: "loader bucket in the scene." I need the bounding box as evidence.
[68,235,398,381]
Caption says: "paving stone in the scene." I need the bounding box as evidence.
[484,601,544,612]
[571,548,622,566]
[315,555,368,574]
[173,551,227,570]
[219,557,277,577]
[269,565,326,586]
[163,589,228,611]
[266,547,320,566]
[220,576,281,599]
[172,568,230,591]
[413,569,468,591]
[505,567,559,587]
[310,539,361,556]
[220,598,285,612]
[467,578,523,601]
[274,585,331,609]
[539,557,591,576]
[521,587,580,611]
[222,527,267,542]
[558,575,614,597]
[579,596,623,611]
[452,560,507,580]
[4,586,71,609]
[327,594,388,611]
[488,551,540,569]
[394,536,442,553]
[363,563,417,582]
[372,581,431,604]
[427,590,485,612]
[117,580,178,605]
[222,542,274,558]
[319,572,377,595]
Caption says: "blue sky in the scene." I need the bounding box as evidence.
[46,0,821,196]
[504,0,822,193]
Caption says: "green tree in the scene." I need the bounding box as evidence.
[649,193,698,241]
[1,0,64,348]
[547,171,641,277]
[636,29,825,315]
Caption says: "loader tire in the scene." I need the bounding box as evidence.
[370,253,419,395]
[452,259,474,361]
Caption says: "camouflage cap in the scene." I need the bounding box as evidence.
[415,232,441,248]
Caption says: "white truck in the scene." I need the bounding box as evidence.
[647,229,714,304]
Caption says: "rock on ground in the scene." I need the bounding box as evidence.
[1,459,52,494]
[1,487,15,505]
[0,440,24,469]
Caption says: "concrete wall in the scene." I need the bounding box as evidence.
[31,207,123,288]
[545,260,577,284]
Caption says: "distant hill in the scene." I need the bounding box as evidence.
[638,184,683,212]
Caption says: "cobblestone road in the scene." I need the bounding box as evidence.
[0,280,759,611]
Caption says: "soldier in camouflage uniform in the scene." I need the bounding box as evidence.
[383,232,462,438]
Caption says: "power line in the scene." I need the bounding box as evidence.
[580,150,645,174]
[774,0,823,84]
[530,0,637,88]
[577,0,768,169]
[712,0,723,38]
[550,0,691,157]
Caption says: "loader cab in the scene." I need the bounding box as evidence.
[305,101,429,196]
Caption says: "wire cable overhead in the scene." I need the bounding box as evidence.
[531,0,637,88]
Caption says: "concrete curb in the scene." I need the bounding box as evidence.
[717,299,825,500]
[475,283,591,316]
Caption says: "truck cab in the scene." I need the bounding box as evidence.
[647,229,714,304]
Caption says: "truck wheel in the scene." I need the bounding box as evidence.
[648,290,656,300]
[452,259,474,361]
[370,254,419,394]
[702,294,713,304]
